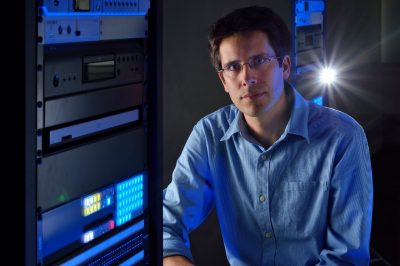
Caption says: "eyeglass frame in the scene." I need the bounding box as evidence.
[217,54,282,78]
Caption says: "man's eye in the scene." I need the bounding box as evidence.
[226,64,242,72]
[253,57,267,66]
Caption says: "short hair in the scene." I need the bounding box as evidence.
[208,6,291,70]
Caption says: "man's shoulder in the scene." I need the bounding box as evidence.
[197,104,238,128]
[308,103,365,137]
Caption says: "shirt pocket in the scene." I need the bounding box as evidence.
[282,180,329,238]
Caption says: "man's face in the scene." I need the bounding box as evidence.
[218,31,291,118]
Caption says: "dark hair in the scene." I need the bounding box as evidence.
[208,6,291,70]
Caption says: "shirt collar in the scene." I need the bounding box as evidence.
[220,108,242,141]
[284,82,310,143]
[220,82,310,143]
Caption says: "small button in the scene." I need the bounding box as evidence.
[259,195,266,203]
[265,232,273,238]
[53,73,60,87]
[261,154,267,161]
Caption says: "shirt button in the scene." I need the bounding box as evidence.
[259,195,266,202]
[265,232,273,238]
[261,154,267,161]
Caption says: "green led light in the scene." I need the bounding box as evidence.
[57,192,70,203]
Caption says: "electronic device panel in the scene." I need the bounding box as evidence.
[41,40,144,98]
[35,0,153,264]
[39,0,150,44]
[38,173,147,265]
[293,0,326,102]
[294,0,325,74]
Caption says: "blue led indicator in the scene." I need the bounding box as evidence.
[115,174,144,226]
[311,95,324,106]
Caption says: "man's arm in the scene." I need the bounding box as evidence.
[163,123,215,263]
[163,255,195,266]
[318,126,373,265]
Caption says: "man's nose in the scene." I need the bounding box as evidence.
[240,63,257,86]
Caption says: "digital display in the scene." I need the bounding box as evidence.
[81,219,115,244]
[83,54,115,82]
[115,174,144,226]
[74,0,90,11]
[82,187,114,217]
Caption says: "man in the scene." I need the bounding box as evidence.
[163,6,373,266]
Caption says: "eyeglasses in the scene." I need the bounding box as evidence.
[218,54,281,79]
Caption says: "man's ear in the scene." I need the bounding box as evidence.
[218,72,229,93]
[282,55,291,80]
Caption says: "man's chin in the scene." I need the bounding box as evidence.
[240,108,264,118]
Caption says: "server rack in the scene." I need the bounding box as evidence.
[23,0,162,265]
[292,0,327,105]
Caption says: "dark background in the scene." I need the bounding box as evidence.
[162,0,400,265]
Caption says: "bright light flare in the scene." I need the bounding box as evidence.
[319,68,337,85]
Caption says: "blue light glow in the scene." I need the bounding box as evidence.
[115,174,144,226]
[42,6,146,17]
[60,220,144,266]
[119,250,144,266]
[311,96,324,106]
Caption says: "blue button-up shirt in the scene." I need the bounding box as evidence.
[163,85,373,265]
